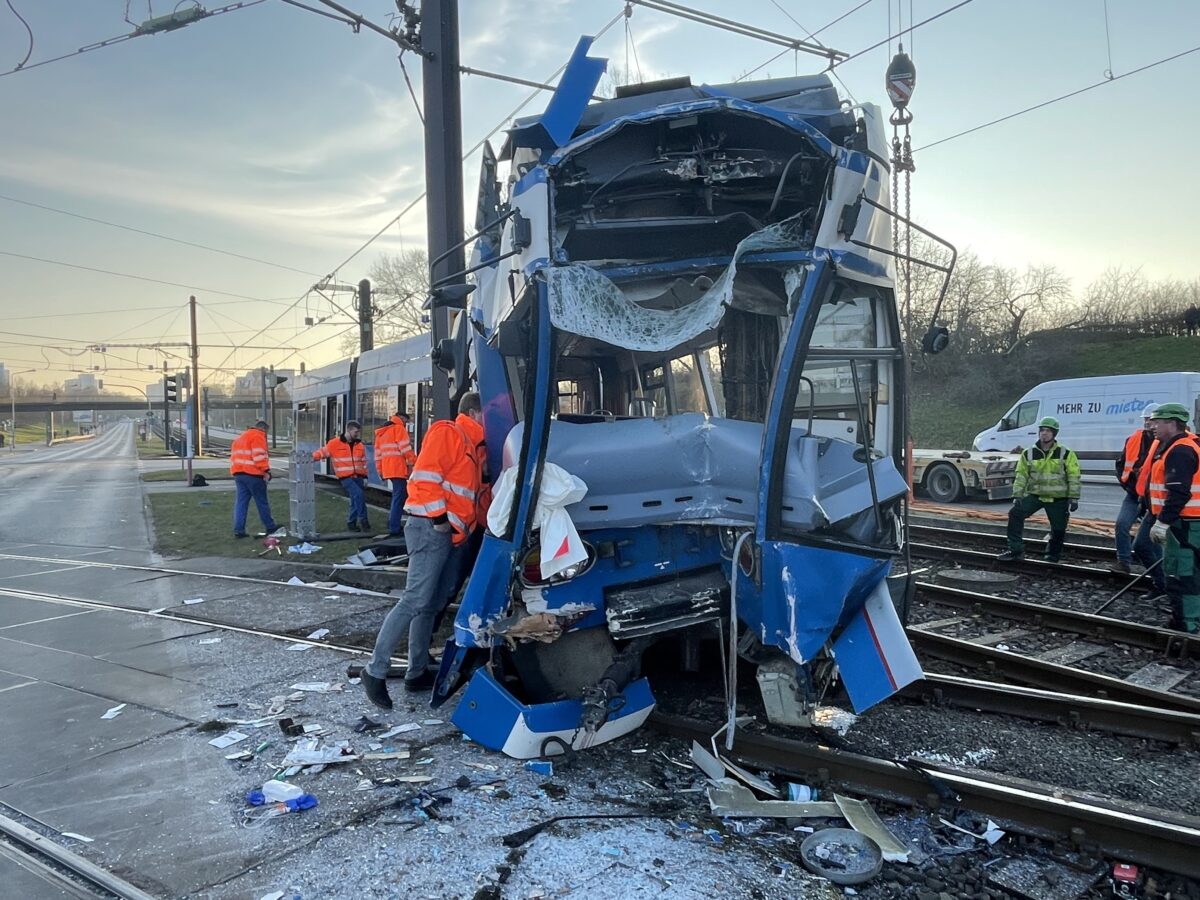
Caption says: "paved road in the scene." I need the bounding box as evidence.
[928,477,1126,524]
[0,421,154,556]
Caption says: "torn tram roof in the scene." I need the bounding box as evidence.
[432,36,930,759]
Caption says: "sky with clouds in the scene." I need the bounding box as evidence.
[0,0,1197,390]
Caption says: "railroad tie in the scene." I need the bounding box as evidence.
[1124,662,1191,692]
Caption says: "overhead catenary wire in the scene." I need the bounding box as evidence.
[220,8,629,376]
[4,0,33,70]
[0,0,269,80]
[833,0,976,68]
[0,249,291,302]
[917,43,1200,152]
[0,194,320,276]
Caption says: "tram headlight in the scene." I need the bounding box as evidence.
[518,541,597,587]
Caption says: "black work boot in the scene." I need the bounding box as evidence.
[996,549,1024,562]
[404,669,436,692]
[360,671,393,710]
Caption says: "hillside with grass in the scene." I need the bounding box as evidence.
[911,331,1200,448]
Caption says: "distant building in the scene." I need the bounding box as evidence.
[64,373,99,395]
[234,368,296,396]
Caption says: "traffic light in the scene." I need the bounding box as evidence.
[274,374,288,388]
[165,374,179,402]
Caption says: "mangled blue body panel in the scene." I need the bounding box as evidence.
[437,38,922,755]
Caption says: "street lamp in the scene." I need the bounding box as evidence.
[7,369,37,454]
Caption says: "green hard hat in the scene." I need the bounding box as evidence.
[1149,402,1190,424]
[1037,416,1060,431]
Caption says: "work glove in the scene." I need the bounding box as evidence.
[1068,500,1079,512]
[1151,521,1171,545]
[264,470,272,482]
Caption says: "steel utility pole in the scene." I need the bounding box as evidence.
[358,279,374,353]
[422,0,464,422]
[259,367,268,423]
[189,295,202,457]
[269,365,277,449]
[162,361,170,450]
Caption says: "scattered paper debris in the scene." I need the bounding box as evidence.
[290,682,343,693]
[101,704,126,720]
[286,576,306,586]
[288,644,313,653]
[208,731,249,749]
[378,723,421,739]
[464,761,498,771]
[281,746,359,766]
[61,832,94,843]
[259,892,285,900]
[306,628,330,640]
[939,816,1006,846]
[287,543,323,555]
[421,719,444,726]
[148,607,167,614]
[363,750,411,761]
[197,638,222,645]
[184,597,205,605]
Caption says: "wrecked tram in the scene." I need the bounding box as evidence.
[421,40,925,758]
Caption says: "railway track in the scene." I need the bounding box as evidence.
[910,522,1113,560]
[910,540,1127,584]
[649,713,1200,879]
[0,812,157,900]
[909,581,1199,713]
[903,674,1200,746]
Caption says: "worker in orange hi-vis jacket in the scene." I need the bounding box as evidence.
[229,420,279,538]
[313,420,370,532]
[359,392,485,709]
[374,410,417,536]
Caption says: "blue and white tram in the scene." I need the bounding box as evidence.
[292,332,433,489]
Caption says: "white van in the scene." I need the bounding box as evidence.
[972,373,1200,472]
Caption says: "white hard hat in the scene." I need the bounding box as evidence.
[1142,403,1159,419]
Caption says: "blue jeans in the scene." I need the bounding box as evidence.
[1115,493,1141,564]
[366,516,460,681]
[388,478,409,535]
[233,473,276,535]
[342,476,367,526]
[1135,512,1166,592]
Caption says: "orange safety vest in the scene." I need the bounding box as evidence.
[1148,434,1200,518]
[374,416,417,480]
[313,435,367,479]
[1119,430,1150,484]
[404,414,485,545]
[1136,438,1159,500]
[230,428,270,477]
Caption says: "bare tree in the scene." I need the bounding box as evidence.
[339,250,429,357]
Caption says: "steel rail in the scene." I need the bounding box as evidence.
[910,522,1111,557]
[915,581,1199,658]
[911,541,1126,583]
[0,812,160,900]
[0,586,375,659]
[908,628,1200,714]
[0,550,401,590]
[903,673,1200,746]
[647,713,1200,878]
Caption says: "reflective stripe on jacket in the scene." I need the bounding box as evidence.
[374,416,417,480]
[1120,430,1152,484]
[230,428,270,476]
[312,435,367,479]
[1136,438,1160,501]
[1012,441,1081,500]
[404,413,485,545]
[1148,434,1200,520]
